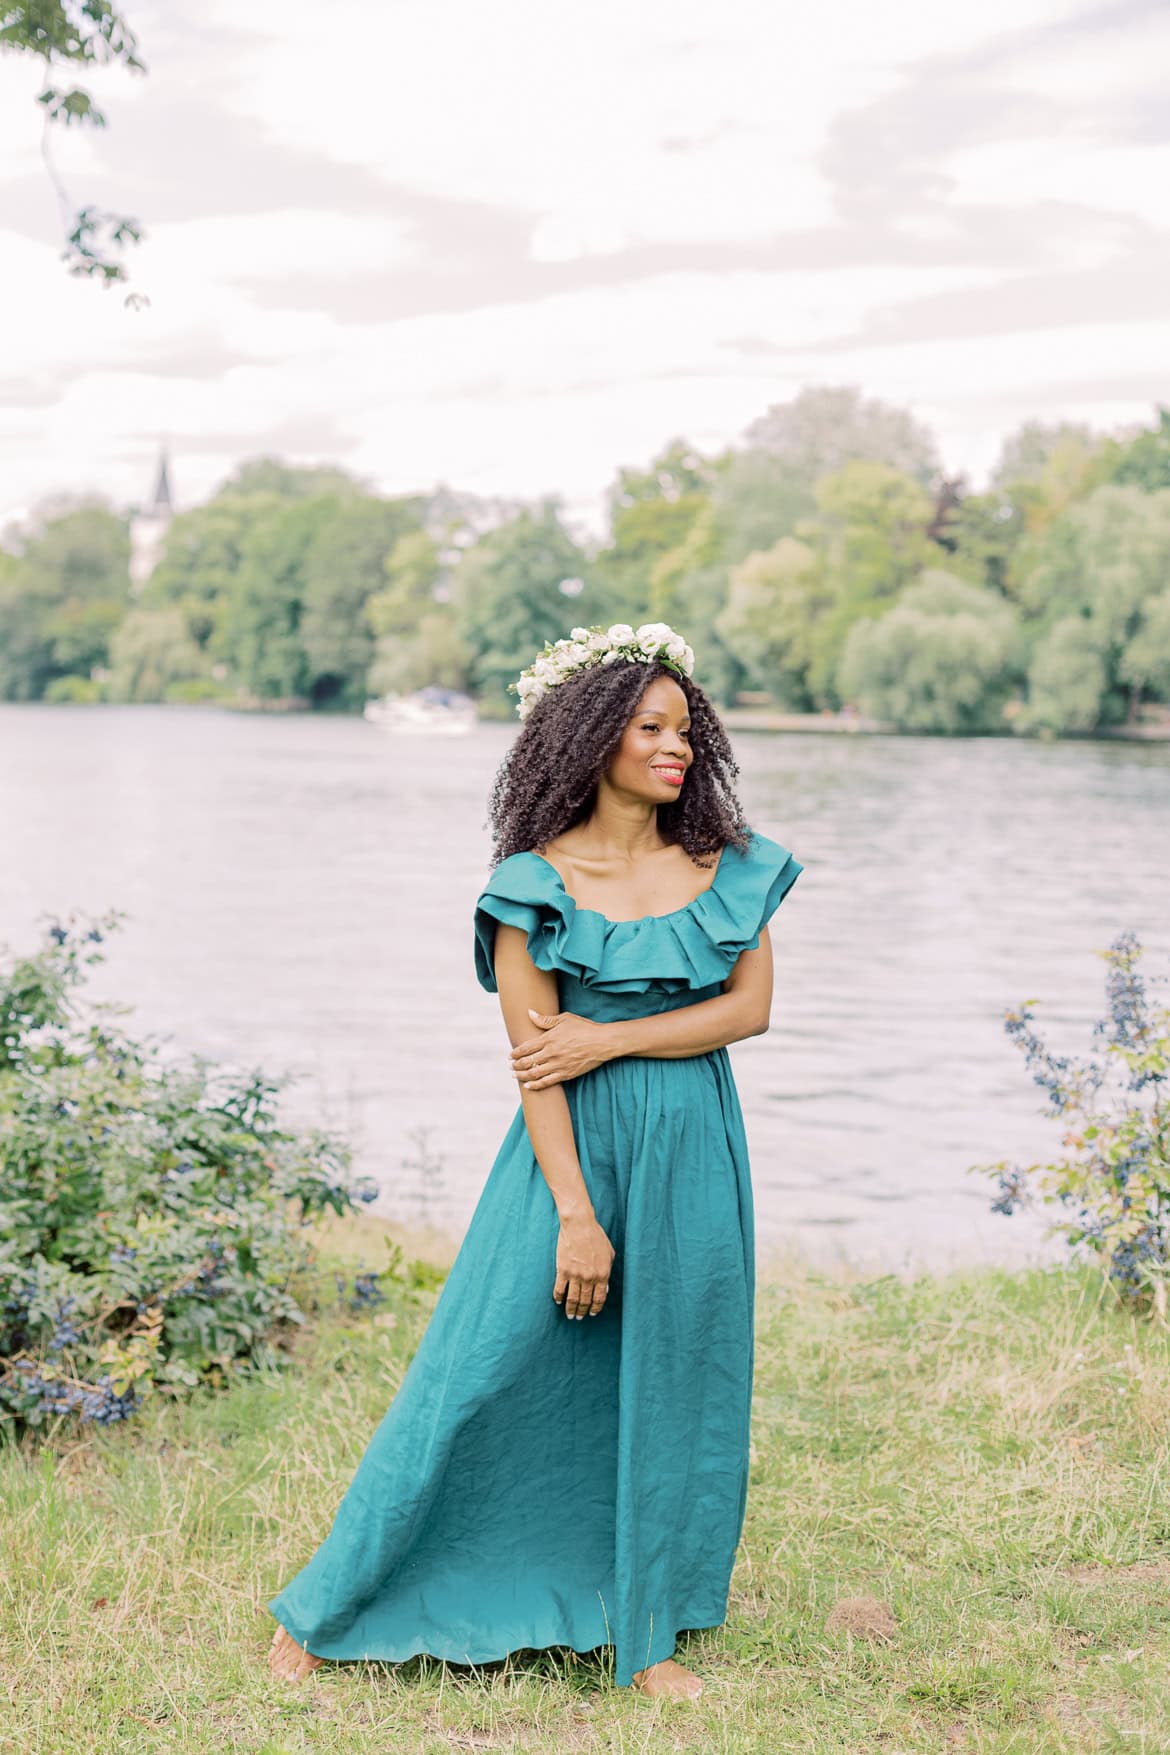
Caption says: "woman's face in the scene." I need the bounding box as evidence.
[604,675,693,803]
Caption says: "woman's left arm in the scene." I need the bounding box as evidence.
[511,930,774,1089]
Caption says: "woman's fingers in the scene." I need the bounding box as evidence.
[565,1276,614,1319]
[587,1278,609,1317]
[510,1034,546,1062]
[521,1064,565,1089]
[518,1054,563,1078]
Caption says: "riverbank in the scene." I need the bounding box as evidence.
[17,697,1170,739]
[3,1212,1168,1753]
[717,705,1170,739]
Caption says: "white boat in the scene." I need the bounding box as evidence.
[363,685,478,735]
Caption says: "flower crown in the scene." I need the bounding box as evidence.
[509,622,696,722]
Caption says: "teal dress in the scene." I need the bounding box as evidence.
[268,828,802,1686]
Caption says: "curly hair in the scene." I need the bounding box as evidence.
[485,657,751,867]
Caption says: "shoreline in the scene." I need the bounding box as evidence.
[9,697,1170,740]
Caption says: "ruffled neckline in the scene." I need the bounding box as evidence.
[473,830,802,995]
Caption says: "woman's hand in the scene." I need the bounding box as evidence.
[511,1008,614,1089]
[554,1211,615,1318]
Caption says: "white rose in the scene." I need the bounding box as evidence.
[533,657,558,682]
[607,623,635,645]
[664,633,686,660]
[636,621,673,645]
[562,642,589,666]
[587,629,611,652]
[600,648,620,664]
[517,674,541,697]
[681,644,695,675]
[569,626,589,642]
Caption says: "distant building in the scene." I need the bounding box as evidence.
[129,449,175,593]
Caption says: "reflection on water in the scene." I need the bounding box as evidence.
[2,704,1167,1273]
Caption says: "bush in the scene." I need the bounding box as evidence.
[163,677,234,704]
[42,676,105,704]
[973,932,1170,1309]
[0,911,378,1433]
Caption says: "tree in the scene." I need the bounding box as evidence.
[596,441,714,621]
[707,446,818,568]
[367,530,442,638]
[365,530,471,696]
[743,386,939,487]
[0,1,146,290]
[805,461,939,705]
[607,438,715,510]
[940,490,1023,598]
[992,421,1110,535]
[1017,485,1170,725]
[1102,406,1170,493]
[221,458,368,501]
[106,606,205,702]
[366,613,470,698]
[0,501,130,698]
[716,537,829,708]
[1119,591,1170,705]
[838,572,1021,734]
[300,496,426,708]
[815,462,937,590]
[454,504,597,708]
[1020,617,1110,736]
[0,563,56,701]
[993,420,1102,488]
[221,499,334,703]
[145,492,286,657]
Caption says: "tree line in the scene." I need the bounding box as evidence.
[2,388,1169,735]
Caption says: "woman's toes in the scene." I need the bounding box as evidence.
[268,1624,323,1681]
[630,1657,703,1699]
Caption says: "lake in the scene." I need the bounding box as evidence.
[2,703,1167,1273]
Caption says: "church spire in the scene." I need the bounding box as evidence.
[129,446,176,593]
[151,448,173,512]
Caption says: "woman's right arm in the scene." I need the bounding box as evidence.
[492,922,615,1319]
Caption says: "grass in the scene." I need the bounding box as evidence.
[3,1213,1170,1754]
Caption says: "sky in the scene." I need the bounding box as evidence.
[0,0,1167,542]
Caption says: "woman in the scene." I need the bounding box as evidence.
[267,621,803,1700]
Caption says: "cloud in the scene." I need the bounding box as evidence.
[821,0,1170,235]
[0,0,1165,534]
[112,413,364,468]
[722,251,1170,356]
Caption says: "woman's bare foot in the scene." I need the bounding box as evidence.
[269,1623,323,1681]
[630,1656,703,1699]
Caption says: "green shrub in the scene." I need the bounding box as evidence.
[42,676,105,704]
[973,932,1170,1309]
[0,911,377,1432]
[163,677,234,704]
